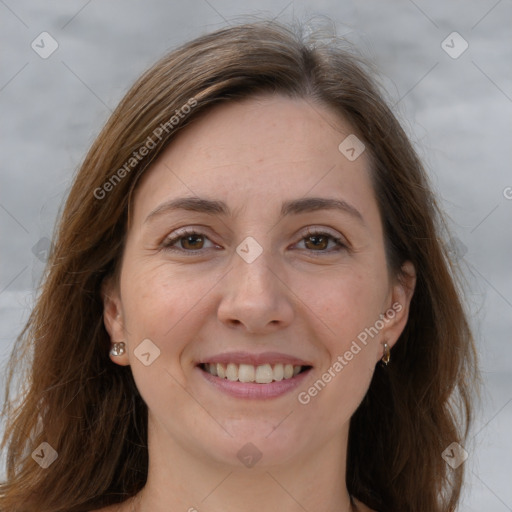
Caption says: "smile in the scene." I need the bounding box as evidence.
[197,364,312,399]
[199,362,311,384]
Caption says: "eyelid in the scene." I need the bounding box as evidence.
[161,226,219,251]
[301,226,345,241]
[295,226,349,253]
[161,225,349,254]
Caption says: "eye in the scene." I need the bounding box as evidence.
[295,228,347,254]
[161,227,348,255]
[161,229,218,253]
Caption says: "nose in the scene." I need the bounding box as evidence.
[216,243,295,334]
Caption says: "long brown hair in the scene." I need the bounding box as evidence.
[0,19,478,512]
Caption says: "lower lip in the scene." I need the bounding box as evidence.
[197,366,312,399]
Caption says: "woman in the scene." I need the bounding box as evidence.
[0,19,478,512]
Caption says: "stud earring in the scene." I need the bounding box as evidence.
[381,342,390,365]
[110,342,126,357]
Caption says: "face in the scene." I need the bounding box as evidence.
[103,95,415,470]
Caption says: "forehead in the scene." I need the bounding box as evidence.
[131,95,376,223]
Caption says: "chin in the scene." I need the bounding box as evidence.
[200,421,308,469]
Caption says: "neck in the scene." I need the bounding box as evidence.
[135,416,355,512]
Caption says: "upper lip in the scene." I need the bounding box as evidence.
[197,351,313,367]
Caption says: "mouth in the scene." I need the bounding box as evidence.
[198,362,313,384]
[195,351,314,399]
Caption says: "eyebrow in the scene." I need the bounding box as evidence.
[144,196,364,224]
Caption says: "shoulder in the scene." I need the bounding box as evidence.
[90,498,377,512]
[88,504,127,512]
[353,497,378,512]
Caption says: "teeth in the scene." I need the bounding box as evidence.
[273,363,284,381]
[204,362,305,383]
[226,363,238,381]
[255,364,273,384]
[238,364,255,382]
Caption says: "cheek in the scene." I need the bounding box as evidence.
[119,261,222,376]
[118,265,207,411]
[297,266,387,344]
[121,261,205,335]
[298,292,379,429]
[317,356,376,429]
[296,268,385,407]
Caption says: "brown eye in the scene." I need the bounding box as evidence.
[296,229,347,254]
[304,234,330,251]
[180,234,205,250]
[162,229,217,253]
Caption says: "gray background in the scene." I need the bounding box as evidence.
[1,1,511,510]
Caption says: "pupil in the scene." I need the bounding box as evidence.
[184,235,202,249]
[307,235,327,250]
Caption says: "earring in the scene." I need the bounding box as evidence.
[381,343,390,365]
[110,342,126,357]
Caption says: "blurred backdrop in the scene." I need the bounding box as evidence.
[1,1,511,509]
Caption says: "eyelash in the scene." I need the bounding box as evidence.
[161,227,348,256]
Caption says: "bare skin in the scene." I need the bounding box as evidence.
[91,495,375,512]
[97,95,415,512]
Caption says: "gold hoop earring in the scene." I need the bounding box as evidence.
[381,343,390,365]
[110,342,126,357]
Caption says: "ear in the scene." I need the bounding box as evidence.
[380,261,416,354]
[101,276,130,366]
